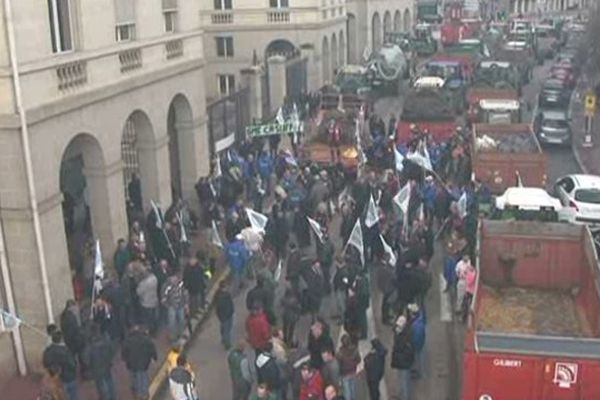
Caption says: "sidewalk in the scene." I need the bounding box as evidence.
[571,75,600,175]
[1,227,227,400]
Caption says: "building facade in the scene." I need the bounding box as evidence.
[0,0,209,384]
[200,0,348,116]
[346,0,415,64]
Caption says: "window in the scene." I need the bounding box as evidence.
[214,0,232,10]
[269,0,288,8]
[162,0,178,32]
[48,0,73,53]
[116,24,136,41]
[218,74,235,95]
[114,0,136,42]
[216,36,234,57]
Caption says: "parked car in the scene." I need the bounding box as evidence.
[538,78,571,108]
[554,174,600,226]
[534,109,572,145]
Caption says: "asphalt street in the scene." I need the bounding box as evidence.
[158,53,584,400]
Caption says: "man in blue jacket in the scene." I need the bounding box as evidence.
[408,303,426,379]
[226,234,250,296]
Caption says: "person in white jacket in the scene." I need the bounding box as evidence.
[455,254,472,313]
[169,354,198,400]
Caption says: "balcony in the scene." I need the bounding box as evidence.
[211,11,234,24]
[165,39,184,59]
[56,61,87,91]
[11,32,204,110]
[200,7,336,28]
[267,10,291,23]
[119,48,142,72]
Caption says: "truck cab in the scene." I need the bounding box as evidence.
[478,99,522,124]
[334,65,371,96]
[413,23,438,56]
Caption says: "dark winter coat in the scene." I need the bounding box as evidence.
[364,341,387,383]
[391,329,415,370]
[337,345,361,377]
[215,288,234,322]
[86,335,115,379]
[183,263,206,296]
[60,308,84,355]
[42,343,77,383]
[308,330,334,370]
[255,352,282,390]
[121,330,157,371]
[293,209,312,248]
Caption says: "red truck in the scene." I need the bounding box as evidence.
[466,90,520,125]
[396,81,457,144]
[463,220,600,400]
[471,123,546,194]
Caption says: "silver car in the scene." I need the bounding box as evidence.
[534,109,572,145]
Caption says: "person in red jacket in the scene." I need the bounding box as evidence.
[299,363,324,400]
[245,304,272,354]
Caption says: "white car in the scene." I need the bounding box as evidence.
[554,174,600,226]
[495,187,562,211]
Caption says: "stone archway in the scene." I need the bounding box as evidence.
[339,30,346,66]
[167,94,194,202]
[384,11,392,36]
[331,33,338,76]
[60,133,113,286]
[372,12,382,49]
[121,110,166,217]
[322,36,331,84]
[347,13,358,63]
[394,10,402,32]
[403,9,411,33]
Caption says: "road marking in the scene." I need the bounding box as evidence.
[439,273,452,322]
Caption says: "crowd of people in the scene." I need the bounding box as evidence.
[40,99,486,400]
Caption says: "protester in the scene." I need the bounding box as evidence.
[183,256,208,315]
[299,363,324,400]
[246,304,272,354]
[391,316,415,400]
[86,324,117,400]
[255,342,283,399]
[321,347,341,391]
[228,341,253,400]
[122,325,157,400]
[215,279,235,350]
[59,300,84,373]
[168,354,199,400]
[137,268,160,336]
[42,330,80,400]
[364,339,387,400]
[307,318,334,370]
[337,334,361,400]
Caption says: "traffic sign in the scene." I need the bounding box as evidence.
[585,93,596,115]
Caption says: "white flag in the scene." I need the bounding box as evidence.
[0,310,21,331]
[406,151,432,171]
[214,153,222,178]
[177,212,189,243]
[457,192,468,219]
[394,146,405,172]
[94,240,104,280]
[345,219,364,265]
[151,200,163,229]
[417,203,425,222]
[274,258,283,282]
[246,208,269,232]
[393,183,411,216]
[379,235,397,267]
[365,194,379,228]
[211,220,223,248]
[307,217,325,244]
[139,231,145,243]
[516,171,524,187]
[275,107,285,125]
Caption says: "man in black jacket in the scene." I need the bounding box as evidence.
[86,324,117,400]
[364,338,388,400]
[391,316,415,400]
[255,342,283,399]
[122,325,157,400]
[42,330,80,400]
[60,300,84,372]
[215,280,235,350]
[183,256,208,316]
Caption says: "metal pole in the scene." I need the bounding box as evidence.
[3,0,54,324]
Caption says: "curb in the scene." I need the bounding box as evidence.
[571,82,591,175]
[572,142,590,174]
[148,268,231,399]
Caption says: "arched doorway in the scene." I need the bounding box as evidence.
[339,30,346,66]
[121,110,160,220]
[403,9,411,33]
[394,10,402,32]
[60,133,108,297]
[167,94,194,202]
[372,12,382,49]
[384,11,392,37]
[347,13,358,63]
[331,33,338,77]
[265,39,298,59]
[322,36,330,83]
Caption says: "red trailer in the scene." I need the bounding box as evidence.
[463,220,600,400]
[441,21,467,48]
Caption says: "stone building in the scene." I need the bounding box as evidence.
[0,0,209,385]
